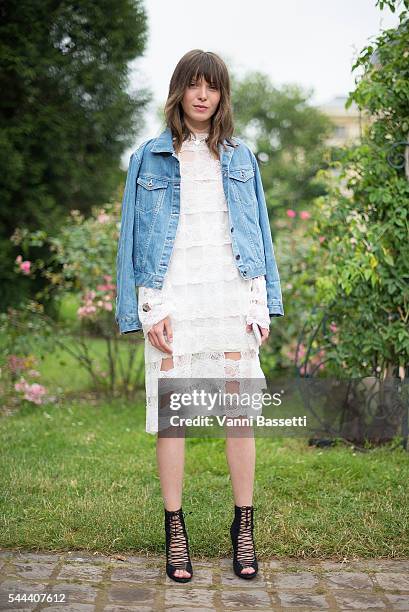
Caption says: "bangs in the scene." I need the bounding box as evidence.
[187,55,224,89]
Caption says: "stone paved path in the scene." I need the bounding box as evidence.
[1,550,409,611]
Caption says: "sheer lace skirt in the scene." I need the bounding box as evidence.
[145,349,267,435]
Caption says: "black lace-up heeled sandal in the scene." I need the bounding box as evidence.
[164,507,193,583]
[230,504,258,579]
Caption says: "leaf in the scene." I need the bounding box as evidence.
[381,246,394,266]
[369,254,378,269]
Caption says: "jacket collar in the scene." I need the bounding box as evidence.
[150,126,236,164]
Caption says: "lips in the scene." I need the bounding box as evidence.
[193,105,208,110]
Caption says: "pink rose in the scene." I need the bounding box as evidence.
[24,383,47,405]
[20,260,31,274]
[97,213,110,224]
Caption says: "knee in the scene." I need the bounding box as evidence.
[160,357,174,372]
[224,352,241,361]
[159,358,174,409]
[224,352,241,394]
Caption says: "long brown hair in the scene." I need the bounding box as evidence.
[164,50,238,159]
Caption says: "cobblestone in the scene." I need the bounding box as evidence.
[0,550,408,610]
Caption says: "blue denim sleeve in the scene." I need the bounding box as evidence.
[115,151,143,334]
[250,151,284,318]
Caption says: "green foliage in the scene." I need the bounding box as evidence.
[291,4,409,378]
[6,202,144,401]
[0,0,151,310]
[375,0,409,12]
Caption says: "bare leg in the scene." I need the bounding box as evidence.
[224,351,256,575]
[156,356,190,579]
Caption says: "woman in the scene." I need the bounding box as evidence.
[115,50,284,583]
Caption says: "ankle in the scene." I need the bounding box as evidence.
[165,506,182,513]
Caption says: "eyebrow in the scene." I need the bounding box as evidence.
[190,77,217,86]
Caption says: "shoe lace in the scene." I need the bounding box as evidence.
[237,506,256,567]
[167,510,191,569]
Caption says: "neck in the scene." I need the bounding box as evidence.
[184,118,210,134]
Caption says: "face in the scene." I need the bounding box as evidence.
[181,74,221,132]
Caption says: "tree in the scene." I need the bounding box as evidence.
[0,0,151,307]
[231,72,334,220]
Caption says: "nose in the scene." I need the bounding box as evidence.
[198,83,208,100]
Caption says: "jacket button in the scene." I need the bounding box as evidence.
[142,302,151,312]
[243,271,247,276]
[235,254,240,260]
[230,227,234,232]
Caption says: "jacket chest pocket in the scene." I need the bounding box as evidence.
[136,175,169,213]
[228,166,256,205]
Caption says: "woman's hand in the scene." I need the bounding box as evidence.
[246,323,269,345]
[147,316,173,354]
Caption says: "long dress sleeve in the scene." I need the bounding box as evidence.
[246,275,270,329]
[138,286,172,334]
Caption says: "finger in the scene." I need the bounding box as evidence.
[260,327,269,345]
[246,323,252,332]
[148,329,159,350]
[156,327,173,354]
[150,328,164,352]
[163,317,173,344]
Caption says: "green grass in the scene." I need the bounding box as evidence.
[28,334,145,396]
[1,399,408,559]
[36,336,104,394]
[57,293,81,325]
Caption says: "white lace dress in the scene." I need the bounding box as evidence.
[137,130,271,434]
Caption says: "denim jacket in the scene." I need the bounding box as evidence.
[115,126,284,334]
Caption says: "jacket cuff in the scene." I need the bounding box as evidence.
[117,316,142,334]
[269,303,284,317]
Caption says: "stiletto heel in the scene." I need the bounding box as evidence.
[164,507,193,583]
[230,504,258,579]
